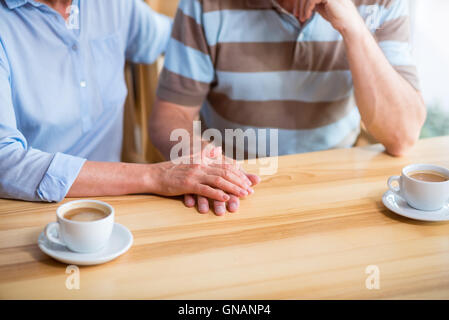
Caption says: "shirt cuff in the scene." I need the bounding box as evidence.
[37,152,86,202]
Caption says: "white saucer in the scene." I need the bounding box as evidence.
[38,223,133,265]
[382,190,449,222]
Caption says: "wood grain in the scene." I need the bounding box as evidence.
[1,137,449,299]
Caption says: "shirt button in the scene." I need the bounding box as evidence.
[80,81,87,88]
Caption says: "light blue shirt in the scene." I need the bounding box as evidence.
[0,0,172,201]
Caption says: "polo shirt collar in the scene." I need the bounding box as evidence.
[4,0,78,10]
[246,0,273,9]
[4,0,28,9]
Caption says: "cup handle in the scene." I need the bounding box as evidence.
[44,222,66,247]
[387,175,401,196]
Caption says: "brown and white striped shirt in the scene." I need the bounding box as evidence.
[157,0,419,157]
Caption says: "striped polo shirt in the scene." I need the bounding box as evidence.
[157,0,419,158]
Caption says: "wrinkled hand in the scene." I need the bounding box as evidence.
[152,158,253,203]
[294,0,364,34]
[183,144,260,216]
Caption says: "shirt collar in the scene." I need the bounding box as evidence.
[4,0,78,10]
[246,0,273,9]
[4,0,29,9]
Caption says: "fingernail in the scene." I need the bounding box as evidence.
[229,203,238,212]
[248,187,254,194]
[240,190,248,197]
[199,204,208,212]
[215,206,225,215]
[223,194,230,201]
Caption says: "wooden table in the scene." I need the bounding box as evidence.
[1,136,449,299]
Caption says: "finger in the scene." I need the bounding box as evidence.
[184,194,196,208]
[197,195,210,214]
[210,146,223,158]
[237,165,260,185]
[204,175,249,198]
[195,185,230,203]
[213,201,226,216]
[208,164,252,189]
[246,173,261,186]
[300,0,308,22]
[226,195,240,213]
[293,0,301,19]
[305,0,320,21]
[201,144,219,162]
[217,154,239,167]
[212,159,247,181]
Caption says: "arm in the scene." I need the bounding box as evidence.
[340,9,426,156]
[0,42,85,202]
[67,161,153,197]
[148,0,259,215]
[0,41,248,203]
[67,160,249,203]
[300,0,426,156]
[150,98,202,160]
[124,0,172,64]
[0,100,247,203]
[150,98,258,215]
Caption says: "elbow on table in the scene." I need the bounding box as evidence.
[385,139,416,157]
[384,102,427,157]
[384,123,425,158]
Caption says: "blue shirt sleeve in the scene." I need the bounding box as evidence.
[124,0,172,64]
[0,40,86,202]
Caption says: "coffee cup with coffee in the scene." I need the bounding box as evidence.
[44,200,114,253]
[388,164,449,211]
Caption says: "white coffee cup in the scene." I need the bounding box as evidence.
[388,164,449,211]
[44,200,114,253]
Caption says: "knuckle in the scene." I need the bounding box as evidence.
[195,184,204,193]
[223,169,231,180]
[184,181,195,191]
[214,176,223,185]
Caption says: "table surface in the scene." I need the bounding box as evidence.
[1,136,449,299]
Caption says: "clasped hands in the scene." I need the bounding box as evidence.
[152,1,370,216]
[153,143,260,216]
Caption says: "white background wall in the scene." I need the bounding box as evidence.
[411,0,449,111]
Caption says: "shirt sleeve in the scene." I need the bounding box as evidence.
[0,40,86,202]
[156,0,215,106]
[124,0,173,64]
[374,0,420,90]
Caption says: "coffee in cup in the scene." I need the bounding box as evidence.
[388,164,449,211]
[64,207,110,222]
[407,170,449,183]
[44,200,114,253]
